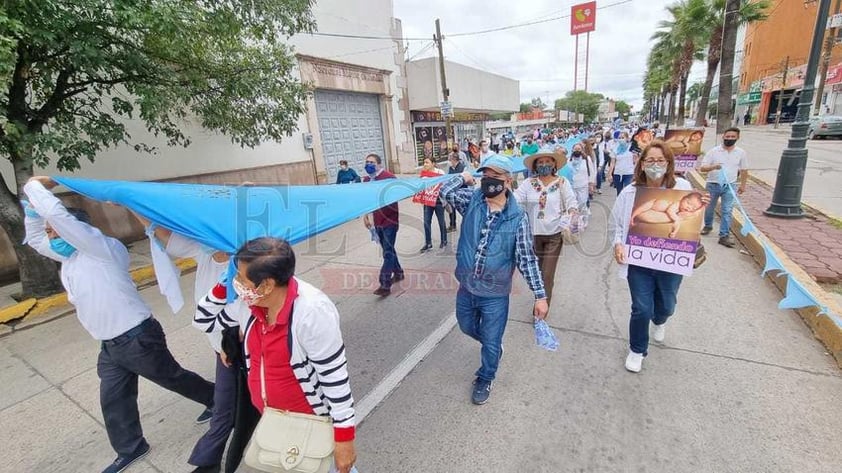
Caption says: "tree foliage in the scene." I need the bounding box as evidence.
[0,0,316,297]
[615,100,631,119]
[530,97,546,110]
[554,91,604,122]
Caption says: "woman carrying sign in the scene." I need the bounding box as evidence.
[418,158,447,252]
[609,141,709,373]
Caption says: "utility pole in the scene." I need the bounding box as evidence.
[766,0,832,218]
[814,0,842,115]
[774,55,790,129]
[433,19,452,150]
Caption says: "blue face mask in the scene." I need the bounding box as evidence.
[364,163,377,175]
[50,238,77,257]
[617,142,630,154]
[535,164,555,176]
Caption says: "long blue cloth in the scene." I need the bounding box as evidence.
[54,175,454,252]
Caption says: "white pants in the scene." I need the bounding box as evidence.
[573,186,590,211]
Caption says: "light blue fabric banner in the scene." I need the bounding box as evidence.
[54,175,452,253]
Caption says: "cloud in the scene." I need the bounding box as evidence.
[396,0,682,109]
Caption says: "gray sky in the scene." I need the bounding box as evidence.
[395,0,708,111]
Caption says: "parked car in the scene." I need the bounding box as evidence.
[808,116,842,139]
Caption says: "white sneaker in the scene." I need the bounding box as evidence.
[652,323,666,343]
[625,351,644,373]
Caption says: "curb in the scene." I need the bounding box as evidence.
[688,171,842,369]
[0,258,197,329]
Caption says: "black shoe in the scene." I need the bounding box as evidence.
[419,244,433,253]
[102,443,150,473]
[700,226,713,235]
[439,241,448,249]
[195,406,213,424]
[447,225,457,233]
[392,272,405,282]
[471,378,493,405]
[191,465,221,473]
[373,286,391,297]
[718,235,736,248]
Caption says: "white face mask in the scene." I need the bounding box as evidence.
[233,278,264,306]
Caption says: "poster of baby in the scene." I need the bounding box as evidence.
[663,128,705,173]
[625,188,706,276]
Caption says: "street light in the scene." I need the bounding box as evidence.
[765,0,832,218]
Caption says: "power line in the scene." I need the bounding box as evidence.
[310,0,635,41]
[326,45,396,60]
[448,0,634,37]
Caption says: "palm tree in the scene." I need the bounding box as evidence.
[686,82,704,118]
[652,0,710,127]
[695,0,771,127]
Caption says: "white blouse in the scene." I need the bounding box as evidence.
[514,177,578,236]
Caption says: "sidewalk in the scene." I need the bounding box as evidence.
[735,178,842,285]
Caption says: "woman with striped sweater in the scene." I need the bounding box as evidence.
[196,237,356,473]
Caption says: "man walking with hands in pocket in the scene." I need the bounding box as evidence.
[699,127,749,248]
[439,155,549,406]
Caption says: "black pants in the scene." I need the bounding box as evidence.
[97,318,215,456]
[189,355,237,467]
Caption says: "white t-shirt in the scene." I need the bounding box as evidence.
[701,145,748,184]
[570,156,596,189]
[613,151,636,176]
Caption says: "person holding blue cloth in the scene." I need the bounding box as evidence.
[440,155,549,405]
[22,176,214,473]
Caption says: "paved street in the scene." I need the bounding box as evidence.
[2,191,842,473]
[702,126,842,218]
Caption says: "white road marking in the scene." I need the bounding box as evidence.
[356,311,457,422]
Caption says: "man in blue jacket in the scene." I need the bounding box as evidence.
[440,155,549,405]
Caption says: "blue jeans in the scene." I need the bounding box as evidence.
[423,203,447,246]
[627,265,683,355]
[596,166,605,189]
[455,287,509,382]
[704,182,735,238]
[613,174,633,195]
[189,354,237,466]
[375,225,402,289]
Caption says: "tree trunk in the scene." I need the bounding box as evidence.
[677,72,689,127]
[717,0,741,135]
[0,153,64,299]
[696,27,723,126]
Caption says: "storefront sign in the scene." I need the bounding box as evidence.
[312,62,384,83]
[570,1,597,35]
[411,111,490,123]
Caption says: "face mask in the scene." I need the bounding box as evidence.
[616,142,630,154]
[481,177,506,198]
[50,238,77,257]
[364,163,377,175]
[644,164,667,181]
[723,138,738,147]
[233,278,264,306]
[572,150,583,158]
[535,164,554,176]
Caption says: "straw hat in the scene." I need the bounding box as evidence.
[523,146,568,172]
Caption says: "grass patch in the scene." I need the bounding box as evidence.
[829,217,842,231]
[824,284,842,297]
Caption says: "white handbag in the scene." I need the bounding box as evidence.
[244,356,335,473]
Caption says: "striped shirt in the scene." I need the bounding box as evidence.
[196,277,355,441]
[440,176,546,300]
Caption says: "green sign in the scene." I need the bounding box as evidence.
[738,91,761,105]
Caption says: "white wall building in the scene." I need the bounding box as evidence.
[406,58,518,163]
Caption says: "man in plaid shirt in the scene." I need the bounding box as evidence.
[440,155,549,405]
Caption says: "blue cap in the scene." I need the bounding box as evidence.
[477,154,513,174]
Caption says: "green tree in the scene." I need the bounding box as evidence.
[696,0,770,127]
[615,100,631,119]
[519,102,532,113]
[0,0,315,297]
[651,0,709,127]
[530,97,547,110]
[554,91,604,122]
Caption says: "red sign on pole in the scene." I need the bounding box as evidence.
[571,1,597,35]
